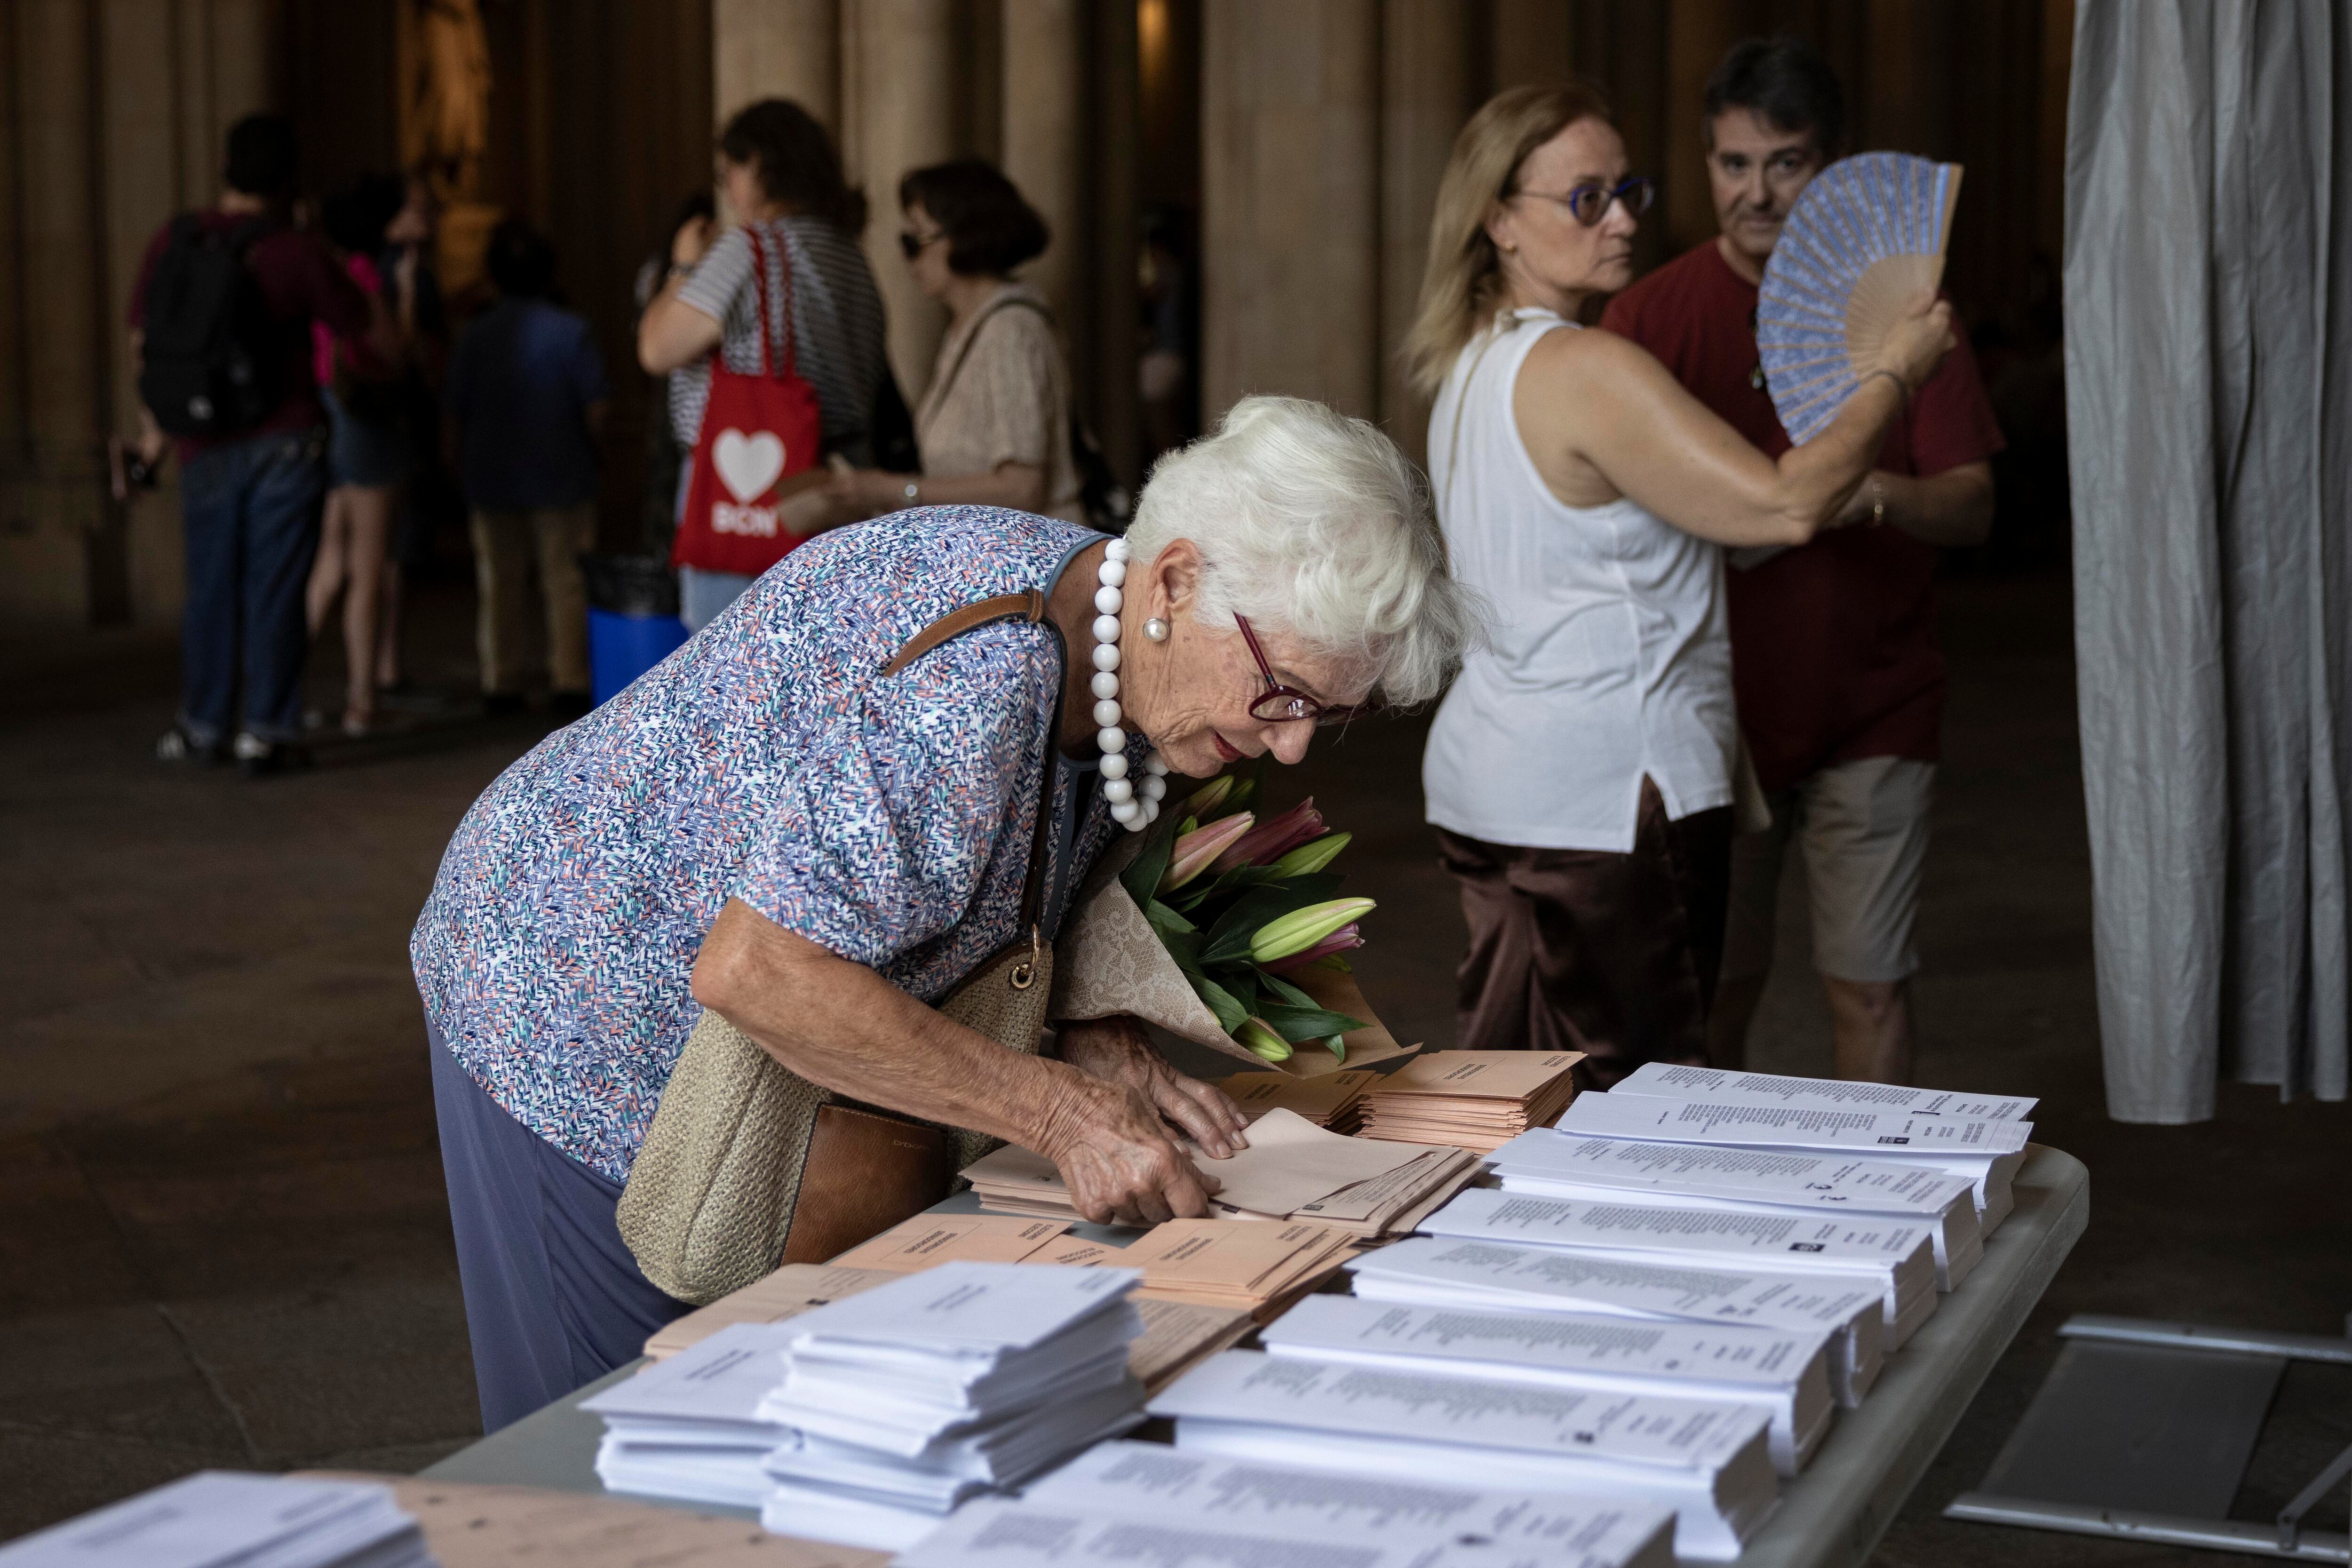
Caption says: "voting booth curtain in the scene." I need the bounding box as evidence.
[2067,0,2352,1121]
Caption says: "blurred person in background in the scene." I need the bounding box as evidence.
[634,191,716,560]
[1408,82,1949,1087]
[445,219,610,720]
[829,158,1082,524]
[1601,38,2002,1083]
[638,98,888,631]
[130,113,395,775]
[375,172,450,697]
[305,173,415,737]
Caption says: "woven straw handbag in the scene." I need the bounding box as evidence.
[617,589,1066,1304]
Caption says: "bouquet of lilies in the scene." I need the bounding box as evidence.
[1114,774,1374,1064]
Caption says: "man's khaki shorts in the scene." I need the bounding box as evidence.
[1719,756,1934,986]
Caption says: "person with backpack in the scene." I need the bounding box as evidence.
[129,113,394,775]
[827,159,1094,527]
[637,99,889,632]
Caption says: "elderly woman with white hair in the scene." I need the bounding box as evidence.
[409,394,1472,1430]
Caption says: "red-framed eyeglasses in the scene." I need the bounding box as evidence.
[1235,615,1371,726]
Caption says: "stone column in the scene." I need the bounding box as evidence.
[713,0,840,135]
[1000,0,1083,330]
[1200,0,1381,422]
[1381,0,1474,460]
[851,0,956,402]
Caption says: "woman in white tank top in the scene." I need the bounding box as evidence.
[1404,84,1952,1084]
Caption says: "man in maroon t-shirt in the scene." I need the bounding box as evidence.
[129,114,384,775]
[1601,38,2002,1084]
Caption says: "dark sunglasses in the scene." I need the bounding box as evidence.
[898,229,945,261]
[1513,175,1656,227]
[1236,615,1371,727]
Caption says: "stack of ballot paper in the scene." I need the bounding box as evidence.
[1032,1218,1358,1321]
[0,1472,430,1568]
[1345,1235,1884,1406]
[897,1442,1676,1568]
[961,1108,1479,1237]
[755,1262,1151,1550]
[1555,1092,2030,1232]
[1262,1295,1835,1474]
[1419,1186,1940,1349]
[1356,1051,1583,1152]
[1489,1128,1985,1290]
[644,1232,1253,1395]
[1611,1061,2037,1122]
[588,1321,810,1511]
[1147,1351,1778,1560]
[1216,1068,1379,1131]
[826,1212,1071,1271]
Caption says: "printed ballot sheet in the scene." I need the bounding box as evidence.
[1347,1235,1883,1407]
[1488,1130,1984,1290]
[647,1266,901,1359]
[1610,1062,2037,1122]
[1147,1351,1776,1560]
[1260,1296,1832,1475]
[898,1496,1672,1568]
[584,1321,802,1435]
[356,1477,889,1568]
[778,1260,1139,1358]
[1557,1093,2028,1156]
[1418,1186,1936,1343]
[1020,1441,1675,1568]
[0,1472,427,1568]
[825,1214,1071,1272]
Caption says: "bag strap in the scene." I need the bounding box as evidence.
[933,292,1047,417]
[744,224,797,382]
[877,583,1067,937]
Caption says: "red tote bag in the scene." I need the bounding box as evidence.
[673,226,825,577]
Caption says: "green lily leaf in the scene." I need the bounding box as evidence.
[1193,974,1250,1035]
[1120,804,1184,908]
[1253,968,1319,1010]
[1164,861,1285,913]
[1144,899,1195,936]
[1254,999,1370,1043]
[1324,1034,1346,1061]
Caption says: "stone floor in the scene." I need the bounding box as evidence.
[1,567,2345,1563]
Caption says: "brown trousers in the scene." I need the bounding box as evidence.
[1438,778,1733,1089]
[471,504,594,696]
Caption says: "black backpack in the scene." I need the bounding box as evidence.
[138,214,280,439]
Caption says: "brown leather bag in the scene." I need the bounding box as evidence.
[616,589,1069,1303]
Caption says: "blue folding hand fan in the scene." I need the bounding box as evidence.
[1756,152,1963,444]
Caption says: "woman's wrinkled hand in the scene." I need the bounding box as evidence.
[1057,1016,1250,1159]
[1035,1071,1221,1227]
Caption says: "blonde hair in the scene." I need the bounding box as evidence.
[1403,81,1615,396]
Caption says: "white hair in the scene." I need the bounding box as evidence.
[1124,395,1478,706]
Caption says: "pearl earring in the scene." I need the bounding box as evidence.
[1144,618,1169,642]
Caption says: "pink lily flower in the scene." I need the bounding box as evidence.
[1209,797,1326,874]
[1262,924,1364,976]
[1164,811,1256,890]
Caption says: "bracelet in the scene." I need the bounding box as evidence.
[1861,367,1909,406]
[1869,477,1887,527]
[902,480,921,505]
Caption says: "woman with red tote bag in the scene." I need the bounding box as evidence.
[672,227,823,582]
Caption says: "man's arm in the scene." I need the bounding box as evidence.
[1836,461,1993,547]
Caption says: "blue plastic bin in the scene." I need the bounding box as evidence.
[588,607,689,706]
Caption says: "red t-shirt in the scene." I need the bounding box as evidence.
[1600,240,2004,792]
[128,212,374,459]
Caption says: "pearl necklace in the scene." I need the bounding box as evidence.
[1089,537,1169,831]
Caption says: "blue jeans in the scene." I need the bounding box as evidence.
[177,428,329,745]
[678,564,756,632]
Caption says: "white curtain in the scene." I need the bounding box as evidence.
[2068,0,2352,1121]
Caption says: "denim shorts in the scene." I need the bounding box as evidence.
[322,384,413,489]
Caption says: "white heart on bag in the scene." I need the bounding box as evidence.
[713,429,786,504]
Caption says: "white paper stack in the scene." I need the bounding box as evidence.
[1419,1186,1940,1348]
[899,1441,1677,1568]
[1555,1092,2029,1232]
[1263,1294,1835,1474]
[1345,1235,1884,1406]
[1611,1062,2037,1122]
[1147,1350,1778,1561]
[1488,1128,1985,1290]
[584,1321,807,1510]
[0,1472,431,1568]
[754,1262,1150,1550]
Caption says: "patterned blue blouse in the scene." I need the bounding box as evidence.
[411,506,1125,1181]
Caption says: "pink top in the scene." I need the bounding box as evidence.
[311,252,382,388]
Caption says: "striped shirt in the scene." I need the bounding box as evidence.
[670,216,888,461]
